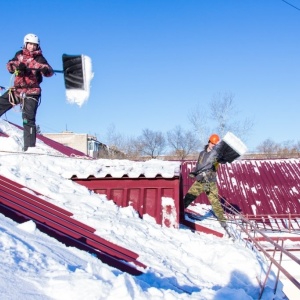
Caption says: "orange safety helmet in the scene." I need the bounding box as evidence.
[209,134,220,145]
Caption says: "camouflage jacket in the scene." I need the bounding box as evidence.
[194,145,219,183]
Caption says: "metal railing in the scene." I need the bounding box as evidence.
[224,205,300,299]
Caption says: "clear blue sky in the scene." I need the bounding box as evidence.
[1,0,299,151]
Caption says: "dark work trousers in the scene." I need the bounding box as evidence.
[22,95,39,149]
[0,90,16,115]
[0,90,40,149]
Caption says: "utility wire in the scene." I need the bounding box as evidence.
[281,0,300,11]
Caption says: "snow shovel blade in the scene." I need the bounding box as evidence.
[215,132,248,163]
[62,54,85,90]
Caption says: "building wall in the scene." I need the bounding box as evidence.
[43,133,88,155]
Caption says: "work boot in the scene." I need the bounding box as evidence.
[220,221,228,229]
[183,193,197,209]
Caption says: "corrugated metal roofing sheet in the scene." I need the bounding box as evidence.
[69,159,181,179]
[182,159,300,216]
[220,159,300,215]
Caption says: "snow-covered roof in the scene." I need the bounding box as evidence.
[182,158,300,223]
[69,159,181,179]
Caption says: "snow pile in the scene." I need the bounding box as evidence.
[0,119,287,300]
[65,55,94,107]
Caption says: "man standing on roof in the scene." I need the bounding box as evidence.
[0,33,54,151]
[183,134,228,228]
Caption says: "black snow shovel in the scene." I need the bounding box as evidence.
[54,54,86,90]
[189,132,247,178]
[0,54,90,94]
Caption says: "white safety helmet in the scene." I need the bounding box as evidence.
[23,33,40,47]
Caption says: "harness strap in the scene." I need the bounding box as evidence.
[8,88,20,106]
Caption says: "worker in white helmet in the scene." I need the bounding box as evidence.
[0,33,54,151]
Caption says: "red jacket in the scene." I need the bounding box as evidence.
[7,48,54,97]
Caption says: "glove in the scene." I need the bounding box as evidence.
[189,172,197,178]
[41,67,49,75]
[212,160,219,171]
[16,62,27,76]
[18,62,27,71]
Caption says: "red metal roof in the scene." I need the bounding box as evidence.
[220,159,300,217]
[0,128,8,137]
[7,122,90,158]
[182,159,300,216]
[0,174,145,275]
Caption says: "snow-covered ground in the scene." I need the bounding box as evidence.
[0,119,292,299]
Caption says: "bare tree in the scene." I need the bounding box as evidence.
[256,139,279,154]
[167,126,199,160]
[209,92,234,137]
[123,137,144,160]
[209,92,253,139]
[256,139,300,158]
[105,124,137,159]
[188,104,209,145]
[105,123,125,151]
[189,92,254,144]
[139,129,166,158]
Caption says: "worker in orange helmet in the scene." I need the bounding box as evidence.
[183,134,228,228]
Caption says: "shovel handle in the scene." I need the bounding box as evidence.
[25,67,64,74]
